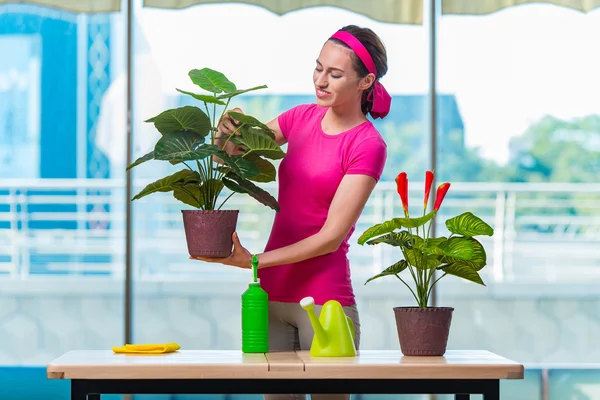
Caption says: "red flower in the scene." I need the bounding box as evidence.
[395,172,409,216]
[433,182,450,211]
[424,170,434,210]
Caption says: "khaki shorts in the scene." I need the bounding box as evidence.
[264,300,361,400]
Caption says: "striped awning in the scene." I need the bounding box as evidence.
[0,0,423,23]
[142,0,424,25]
[441,0,600,15]
[2,0,597,20]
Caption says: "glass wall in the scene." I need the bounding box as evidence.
[0,2,125,399]
[435,3,600,399]
[2,0,600,399]
[130,0,430,352]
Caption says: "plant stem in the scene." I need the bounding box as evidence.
[183,161,193,171]
[410,234,425,302]
[208,99,219,209]
[216,98,231,139]
[199,160,210,209]
[400,246,418,290]
[215,166,229,185]
[419,261,427,305]
[208,165,213,209]
[426,272,447,303]
[199,159,212,209]
[205,102,212,136]
[212,102,217,139]
[217,191,235,210]
[220,124,243,151]
[394,274,420,305]
[426,216,434,240]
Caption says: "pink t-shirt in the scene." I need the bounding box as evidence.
[258,103,387,306]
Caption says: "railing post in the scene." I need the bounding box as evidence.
[19,189,30,279]
[372,189,385,275]
[8,188,19,278]
[504,191,517,281]
[493,190,506,283]
[383,188,395,268]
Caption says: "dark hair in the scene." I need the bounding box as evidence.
[329,25,388,115]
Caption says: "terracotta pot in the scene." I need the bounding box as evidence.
[181,210,239,258]
[393,306,454,356]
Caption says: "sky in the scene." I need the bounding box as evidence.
[111,2,600,165]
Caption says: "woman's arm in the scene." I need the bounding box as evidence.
[256,173,377,268]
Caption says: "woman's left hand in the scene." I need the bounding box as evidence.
[189,232,252,269]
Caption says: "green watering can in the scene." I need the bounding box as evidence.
[300,296,357,357]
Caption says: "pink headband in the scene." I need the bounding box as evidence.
[330,30,391,119]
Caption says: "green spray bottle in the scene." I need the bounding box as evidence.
[241,255,269,353]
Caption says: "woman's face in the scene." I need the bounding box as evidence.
[313,40,374,110]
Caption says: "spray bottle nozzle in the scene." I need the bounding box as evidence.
[251,254,259,283]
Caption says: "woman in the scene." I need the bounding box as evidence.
[194,24,390,400]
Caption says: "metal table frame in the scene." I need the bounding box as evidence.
[71,378,500,400]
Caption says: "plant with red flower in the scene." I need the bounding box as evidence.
[358,170,494,308]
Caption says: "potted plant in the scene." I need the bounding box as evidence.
[126,68,285,258]
[357,170,494,356]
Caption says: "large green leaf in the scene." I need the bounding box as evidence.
[357,211,436,245]
[154,133,218,162]
[413,236,447,250]
[216,151,260,179]
[126,151,154,171]
[222,173,279,211]
[228,112,275,139]
[176,88,226,105]
[217,85,268,100]
[145,106,211,136]
[405,249,440,270]
[365,231,412,247]
[131,170,197,201]
[423,237,474,260]
[172,183,202,208]
[445,212,494,237]
[364,260,408,284]
[189,68,236,94]
[466,238,487,270]
[182,170,202,185]
[236,126,285,160]
[442,238,487,271]
[442,263,485,285]
[395,212,437,228]
[170,178,225,210]
[243,153,276,182]
[230,155,260,179]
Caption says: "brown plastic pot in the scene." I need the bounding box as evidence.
[181,210,239,258]
[393,306,454,356]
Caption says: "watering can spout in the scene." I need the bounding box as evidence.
[300,296,328,347]
[300,296,357,357]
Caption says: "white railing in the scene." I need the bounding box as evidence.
[1,179,599,283]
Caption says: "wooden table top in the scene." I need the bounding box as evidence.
[47,349,524,380]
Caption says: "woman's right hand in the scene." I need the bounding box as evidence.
[218,107,244,137]
[214,108,247,157]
